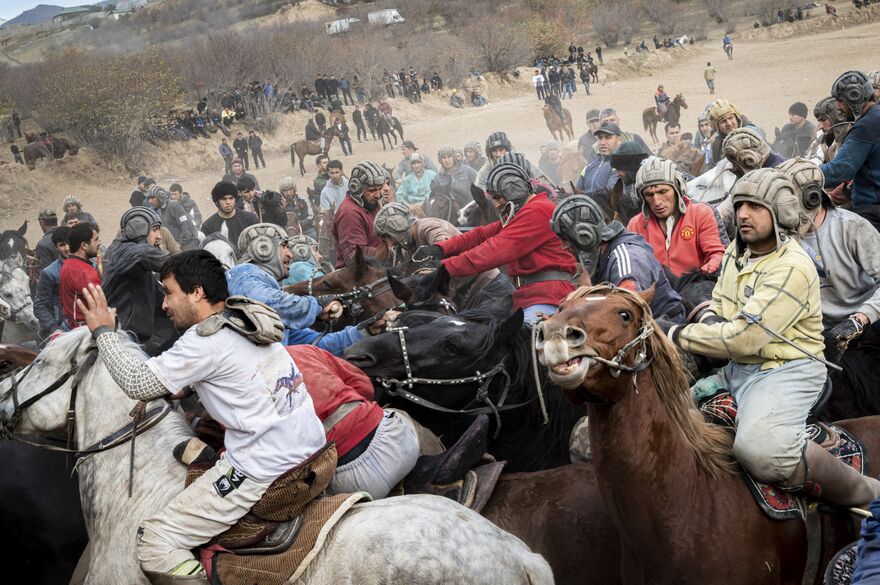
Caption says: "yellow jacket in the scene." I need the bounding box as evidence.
[676,238,823,370]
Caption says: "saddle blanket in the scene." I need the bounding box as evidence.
[700,392,865,520]
[201,492,370,585]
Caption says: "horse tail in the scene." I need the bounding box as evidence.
[642,110,651,132]
[290,144,296,166]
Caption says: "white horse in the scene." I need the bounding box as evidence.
[0,328,553,585]
[0,256,39,334]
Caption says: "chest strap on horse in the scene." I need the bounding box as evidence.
[738,311,842,372]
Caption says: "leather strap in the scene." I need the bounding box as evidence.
[322,401,364,433]
[513,270,572,288]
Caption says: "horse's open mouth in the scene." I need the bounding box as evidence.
[548,355,593,388]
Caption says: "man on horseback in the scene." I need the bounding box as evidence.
[544,92,565,124]
[626,157,727,277]
[305,112,325,151]
[331,161,387,267]
[550,195,685,323]
[474,131,541,190]
[75,251,330,583]
[393,141,437,183]
[781,158,880,366]
[668,168,880,508]
[413,160,575,323]
[577,122,622,194]
[226,223,394,355]
[655,84,671,118]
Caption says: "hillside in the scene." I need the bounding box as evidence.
[1,4,63,28]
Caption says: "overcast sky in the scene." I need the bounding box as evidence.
[0,1,90,21]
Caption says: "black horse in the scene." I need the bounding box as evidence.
[463,184,500,227]
[0,221,31,262]
[345,309,587,472]
[376,116,404,150]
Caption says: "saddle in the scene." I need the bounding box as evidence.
[699,390,865,521]
[175,441,368,585]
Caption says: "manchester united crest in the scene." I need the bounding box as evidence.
[680,226,695,240]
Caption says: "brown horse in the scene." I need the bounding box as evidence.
[658,140,705,177]
[285,247,398,329]
[557,145,586,187]
[23,142,54,170]
[538,284,880,584]
[0,343,37,375]
[642,93,688,144]
[543,105,574,142]
[291,125,338,177]
[49,136,80,159]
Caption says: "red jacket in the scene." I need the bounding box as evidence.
[332,195,384,268]
[59,255,101,329]
[438,193,576,309]
[285,345,384,458]
[627,198,726,277]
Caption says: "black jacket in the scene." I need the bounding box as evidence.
[102,239,168,343]
[233,137,249,155]
[35,228,59,271]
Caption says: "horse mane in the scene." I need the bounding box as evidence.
[37,327,94,368]
[673,268,718,289]
[568,285,735,477]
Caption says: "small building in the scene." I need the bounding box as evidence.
[52,6,106,25]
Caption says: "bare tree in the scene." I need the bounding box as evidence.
[463,14,534,77]
[592,1,642,47]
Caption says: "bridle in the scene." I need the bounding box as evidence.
[0,347,170,496]
[378,324,530,437]
[314,275,395,321]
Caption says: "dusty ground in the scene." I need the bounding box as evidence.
[2,11,879,240]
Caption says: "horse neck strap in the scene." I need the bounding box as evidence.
[591,318,655,378]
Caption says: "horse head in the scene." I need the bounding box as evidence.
[0,223,30,262]
[537,284,657,402]
[674,93,688,109]
[388,265,457,314]
[0,257,38,330]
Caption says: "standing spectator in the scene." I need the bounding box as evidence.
[312,154,331,207]
[10,144,23,165]
[704,62,717,94]
[320,160,350,212]
[335,117,352,156]
[364,103,379,140]
[315,75,326,101]
[352,106,368,143]
[130,176,152,208]
[352,75,366,104]
[11,111,21,139]
[59,222,101,329]
[35,208,60,271]
[169,183,203,230]
[145,185,199,251]
[579,65,591,95]
[222,158,260,190]
[248,131,266,169]
[532,69,546,101]
[383,70,395,98]
[595,46,603,64]
[34,226,70,344]
[233,132,249,170]
[202,182,259,246]
[328,75,340,100]
[340,76,354,106]
[219,138,234,175]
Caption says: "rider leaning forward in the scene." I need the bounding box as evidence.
[668,168,880,507]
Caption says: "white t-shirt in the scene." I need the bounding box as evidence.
[147,326,326,481]
[532,74,545,88]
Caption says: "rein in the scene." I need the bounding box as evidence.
[0,347,171,496]
[315,276,394,320]
[378,325,530,438]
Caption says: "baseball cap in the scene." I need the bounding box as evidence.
[593,122,622,137]
[38,208,57,220]
[586,109,602,121]
[401,140,417,150]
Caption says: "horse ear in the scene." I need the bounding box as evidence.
[496,309,524,342]
[17,221,27,236]
[434,264,452,295]
[569,181,583,195]
[388,271,412,303]
[353,246,366,279]
[638,285,656,307]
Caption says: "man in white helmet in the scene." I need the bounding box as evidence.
[781,158,880,367]
[669,168,880,508]
[226,224,394,355]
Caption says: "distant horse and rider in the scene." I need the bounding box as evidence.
[543,105,574,142]
[642,93,688,144]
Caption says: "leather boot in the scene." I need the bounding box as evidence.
[404,414,489,494]
[143,570,210,585]
[800,440,880,508]
[172,438,218,466]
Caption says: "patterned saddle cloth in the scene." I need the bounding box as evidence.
[700,392,866,520]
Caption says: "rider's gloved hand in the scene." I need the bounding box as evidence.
[318,299,344,321]
[412,244,443,263]
[828,314,867,350]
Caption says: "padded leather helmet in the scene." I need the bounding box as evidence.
[813,96,837,121]
[831,70,874,120]
[485,131,513,159]
[730,168,800,254]
[373,202,416,247]
[287,234,320,265]
[776,158,826,236]
[634,157,688,217]
[120,206,161,242]
[463,141,482,156]
[722,127,770,173]
[550,195,625,277]
[348,161,386,206]
[238,223,289,280]
[707,98,742,133]
[145,184,168,208]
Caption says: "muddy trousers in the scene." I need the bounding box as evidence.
[137,457,273,574]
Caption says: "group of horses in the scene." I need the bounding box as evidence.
[290,111,405,176]
[19,132,80,171]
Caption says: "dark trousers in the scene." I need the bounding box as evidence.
[236,151,249,169]
[252,148,266,169]
[536,85,545,101]
[355,122,367,141]
[342,88,354,105]
[340,137,352,155]
[223,155,233,175]
[385,84,395,98]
